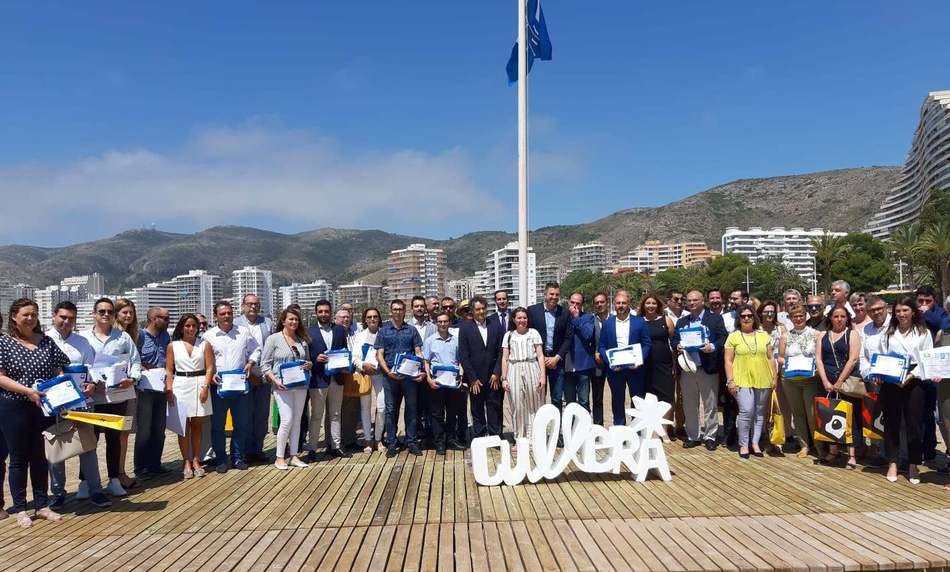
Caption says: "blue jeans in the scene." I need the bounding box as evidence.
[50,449,102,496]
[564,369,592,411]
[212,387,247,465]
[134,389,167,472]
[384,376,418,448]
[245,382,272,455]
[546,365,565,411]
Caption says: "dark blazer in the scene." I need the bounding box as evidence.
[596,315,653,381]
[487,309,512,332]
[458,319,504,385]
[670,310,728,374]
[306,323,349,387]
[526,303,572,362]
[567,313,597,372]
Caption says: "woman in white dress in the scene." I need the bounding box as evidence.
[500,307,546,440]
[351,307,386,452]
[164,314,214,479]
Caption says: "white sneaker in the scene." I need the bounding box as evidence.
[75,480,90,500]
[106,478,128,497]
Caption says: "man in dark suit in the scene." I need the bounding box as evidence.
[305,299,350,460]
[458,296,504,438]
[670,290,728,450]
[489,289,512,332]
[596,290,653,426]
[527,282,572,414]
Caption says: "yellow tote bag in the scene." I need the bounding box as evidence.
[769,391,785,446]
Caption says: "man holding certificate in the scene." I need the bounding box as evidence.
[46,301,111,510]
[306,300,349,460]
[670,290,728,450]
[423,312,464,455]
[375,299,425,457]
[596,290,653,427]
[205,301,259,473]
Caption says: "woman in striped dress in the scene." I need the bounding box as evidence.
[500,307,546,439]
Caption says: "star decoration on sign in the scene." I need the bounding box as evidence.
[626,393,673,438]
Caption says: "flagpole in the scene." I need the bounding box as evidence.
[517,0,529,306]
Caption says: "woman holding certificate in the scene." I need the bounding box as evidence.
[351,307,386,451]
[500,307,546,440]
[724,305,776,459]
[0,298,70,528]
[262,307,313,470]
[815,307,863,468]
[165,314,214,479]
[869,296,935,484]
[779,304,820,458]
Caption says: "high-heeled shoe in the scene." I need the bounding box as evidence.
[886,474,898,482]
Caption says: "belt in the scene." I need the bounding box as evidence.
[509,358,536,364]
[175,370,207,378]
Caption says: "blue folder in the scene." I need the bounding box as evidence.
[279,360,310,389]
[218,368,250,397]
[37,374,87,416]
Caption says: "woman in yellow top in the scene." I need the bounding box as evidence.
[725,304,777,459]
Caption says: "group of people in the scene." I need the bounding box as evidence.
[0,278,948,528]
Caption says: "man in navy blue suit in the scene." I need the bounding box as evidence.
[527,282,572,415]
[458,296,504,438]
[305,299,350,460]
[596,290,652,426]
[564,292,596,412]
[670,290,728,450]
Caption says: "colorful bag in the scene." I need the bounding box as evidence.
[861,392,885,440]
[813,392,853,445]
[769,391,785,446]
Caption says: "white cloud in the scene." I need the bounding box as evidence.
[0,121,503,243]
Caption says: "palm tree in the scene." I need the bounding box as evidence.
[919,220,950,300]
[888,222,921,288]
[810,233,851,294]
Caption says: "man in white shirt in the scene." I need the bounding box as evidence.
[233,294,273,464]
[490,289,512,332]
[778,289,803,330]
[824,280,856,318]
[858,295,889,468]
[47,301,111,509]
[205,301,259,473]
[410,296,438,447]
[664,289,687,321]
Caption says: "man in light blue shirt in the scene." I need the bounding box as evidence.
[423,312,463,455]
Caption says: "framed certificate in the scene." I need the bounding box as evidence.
[678,327,706,351]
[325,349,352,376]
[218,368,249,396]
[919,347,950,379]
[37,374,86,416]
[279,361,310,389]
[783,354,816,379]
[606,344,643,369]
[138,368,167,392]
[432,364,460,388]
[869,352,909,384]
[394,353,423,378]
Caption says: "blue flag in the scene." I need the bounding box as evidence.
[506,0,552,84]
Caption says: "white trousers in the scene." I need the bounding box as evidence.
[275,388,308,458]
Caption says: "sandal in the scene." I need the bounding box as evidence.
[15,513,32,528]
[35,508,62,522]
[846,458,858,470]
[118,473,137,489]
[797,448,810,459]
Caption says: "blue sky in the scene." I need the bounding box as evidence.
[1,1,948,246]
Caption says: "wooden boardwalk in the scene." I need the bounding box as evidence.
[3,426,950,571]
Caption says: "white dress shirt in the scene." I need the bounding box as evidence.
[615,315,631,347]
[47,327,96,367]
[476,320,489,345]
[205,324,260,372]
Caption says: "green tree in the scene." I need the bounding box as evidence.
[888,222,921,288]
[919,220,950,300]
[810,233,851,294]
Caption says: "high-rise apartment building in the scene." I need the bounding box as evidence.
[570,242,618,273]
[721,227,845,279]
[615,241,719,274]
[535,264,562,302]
[334,281,383,310]
[232,266,275,318]
[280,279,333,313]
[169,270,223,319]
[867,90,950,239]
[124,282,179,322]
[386,244,446,302]
[485,242,536,309]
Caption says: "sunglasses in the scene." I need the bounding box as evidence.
[671,297,682,302]
[761,311,776,316]
[806,304,822,311]
[739,314,755,319]
[96,309,114,315]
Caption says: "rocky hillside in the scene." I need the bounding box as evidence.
[0,166,899,292]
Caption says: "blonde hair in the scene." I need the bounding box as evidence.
[114,298,140,345]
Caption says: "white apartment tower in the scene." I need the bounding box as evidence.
[866,90,950,239]
[333,281,383,309]
[721,227,845,279]
[570,242,618,273]
[485,242,536,308]
[232,266,275,318]
[169,270,223,319]
[280,279,333,313]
